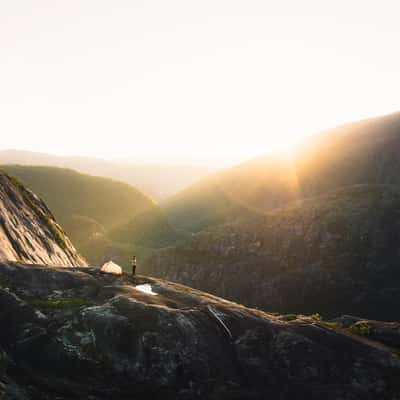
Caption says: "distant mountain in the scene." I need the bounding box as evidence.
[0,171,86,266]
[1,166,182,268]
[164,111,400,232]
[163,154,298,232]
[0,150,215,200]
[146,111,400,320]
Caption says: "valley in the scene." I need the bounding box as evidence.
[2,112,400,398]
[0,166,183,269]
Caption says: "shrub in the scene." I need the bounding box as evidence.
[30,297,93,310]
[348,322,372,336]
[310,313,322,321]
[322,321,343,329]
[281,314,298,321]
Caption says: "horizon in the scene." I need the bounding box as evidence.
[2,1,400,166]
[1,108,400,168]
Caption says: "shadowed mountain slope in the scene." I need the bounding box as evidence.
[0,172,86,266]
[145,183,400,321]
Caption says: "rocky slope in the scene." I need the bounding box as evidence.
[0,172,86,267]
[0,262,399,399]
[144,184,400,321]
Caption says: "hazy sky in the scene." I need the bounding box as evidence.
[1,1,400,166]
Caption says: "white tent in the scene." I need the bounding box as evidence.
[100,260,122,275]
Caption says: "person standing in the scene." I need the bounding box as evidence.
[131,256,137,275]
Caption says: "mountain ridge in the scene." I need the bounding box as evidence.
[164,111,400,233]
[0,149,215,200]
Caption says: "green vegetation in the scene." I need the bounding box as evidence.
[280,313,324,322]
[0,149,215,201]
[163,175,260,233]
[29,297,93,309]
[281,314,298,321]
[2,166,185,268]
[110,207,185,248]
[322,321,344,329]
[3,165,154,230]
[348,322,372,337]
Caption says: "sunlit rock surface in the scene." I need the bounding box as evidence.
[0,262,399,399]
[0,172,86,267]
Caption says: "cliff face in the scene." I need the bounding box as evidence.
[0,172,86,267]
[0,262,399,399]
[144,185,400,321]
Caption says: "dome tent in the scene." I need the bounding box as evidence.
[100,260,122,275]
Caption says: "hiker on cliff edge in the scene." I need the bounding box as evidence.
[131,256,137,276]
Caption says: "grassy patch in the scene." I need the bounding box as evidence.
[280,314,298,321]
[322,321,344,329]
[30,297,93,310]
[348,322,372,336]
[310,313,322,321]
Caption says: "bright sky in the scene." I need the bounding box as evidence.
[1,1,399,166]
